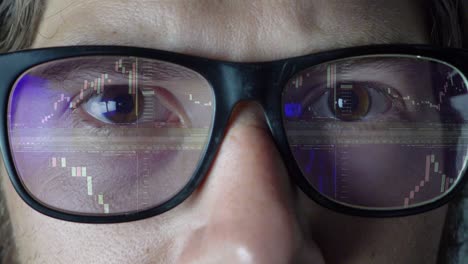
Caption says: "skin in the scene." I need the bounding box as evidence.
[1,0,449,263]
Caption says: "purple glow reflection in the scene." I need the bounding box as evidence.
[8,56,214,216]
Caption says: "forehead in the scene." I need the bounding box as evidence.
[34,0,429,61]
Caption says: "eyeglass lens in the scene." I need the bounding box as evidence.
[6,55,468,216]
[8,56,214,215]
[282,55,468,210]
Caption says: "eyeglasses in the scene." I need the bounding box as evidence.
[0,45,467,223]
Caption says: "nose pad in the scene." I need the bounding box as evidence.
[175,102,323,263]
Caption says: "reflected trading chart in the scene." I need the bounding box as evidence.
[283,56,468,209]
[9,56,214,215]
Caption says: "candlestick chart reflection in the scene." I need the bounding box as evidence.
[7,54,468,215]
[8,56,214,215]
[283,55,468,209]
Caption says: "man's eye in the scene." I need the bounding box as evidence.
[304,82,404,121]
[75,85,182,126]
[83,85,141,124]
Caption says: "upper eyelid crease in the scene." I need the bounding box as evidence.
[150,86,191,127]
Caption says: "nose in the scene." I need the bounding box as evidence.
[177,102,325,264]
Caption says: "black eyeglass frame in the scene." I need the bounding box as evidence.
[0,44,467,223]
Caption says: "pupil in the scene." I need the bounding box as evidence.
[336,90,359,112]
[114,94,134,114]
[329,83,370,121]
[98,85,142,123]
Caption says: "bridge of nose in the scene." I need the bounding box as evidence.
[214,61,288,106]
[207,60,291,149]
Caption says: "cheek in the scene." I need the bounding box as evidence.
[0,162,207,264]
[296,190,447,263]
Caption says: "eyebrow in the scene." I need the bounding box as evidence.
[311,57,430,80]
[303,57,437,104]
[30,56,199,84]
[345,58,435,94]
[345,58,427,78]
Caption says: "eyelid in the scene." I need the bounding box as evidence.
[344,63,418,94]
[150,86,192,127]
